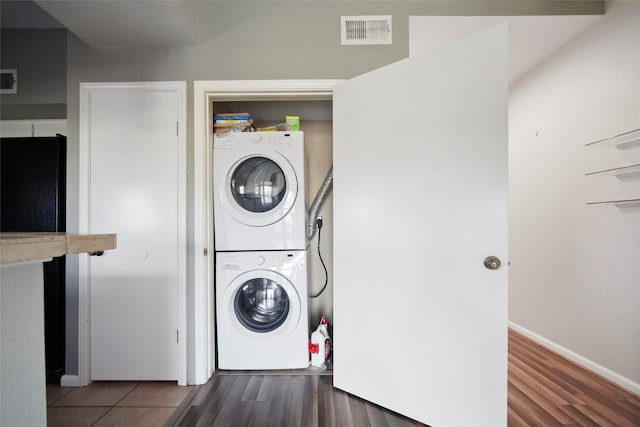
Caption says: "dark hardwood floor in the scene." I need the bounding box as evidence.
[169,373,423,427]
[169,329,640,426]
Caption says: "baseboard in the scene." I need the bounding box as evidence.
[509,321,640,396]
[60,374,80,387]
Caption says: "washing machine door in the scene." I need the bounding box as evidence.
[221,152,298,227]
[224,270,302,337]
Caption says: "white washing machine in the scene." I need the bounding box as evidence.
[213,131,306,251]
[216,250,309,370]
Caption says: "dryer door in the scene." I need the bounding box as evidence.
[223,269,302,338]
[221,152,298,227]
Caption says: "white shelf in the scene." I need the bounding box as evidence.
[586,198,640,207]
[585,164,640,180]
[585,129,640,206]
[585,128,640,149]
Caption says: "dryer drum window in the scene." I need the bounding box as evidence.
[234,278,290,333]
[231,157,287,213]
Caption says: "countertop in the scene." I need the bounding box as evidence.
[0,233,117,265]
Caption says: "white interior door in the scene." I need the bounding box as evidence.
[80,82,186,381]
[333,25,508,426]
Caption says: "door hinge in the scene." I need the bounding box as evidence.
[203,248,208,256]
[176,121,179,136]
[176,330,179,343]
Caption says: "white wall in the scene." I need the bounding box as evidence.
[0,29,67,120]
[57,1,602,379]
[509,1,640,389]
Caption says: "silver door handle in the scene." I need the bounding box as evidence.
[484,256,501,270]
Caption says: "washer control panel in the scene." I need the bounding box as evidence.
[214,131,303,149]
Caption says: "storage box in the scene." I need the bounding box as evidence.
[286,115,300,131]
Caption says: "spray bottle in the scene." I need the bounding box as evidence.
[309,316,331,368]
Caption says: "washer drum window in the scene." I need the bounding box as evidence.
[234,278,290,333]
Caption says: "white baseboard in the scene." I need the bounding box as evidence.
[60,374,80,387]
[509,321,640,397]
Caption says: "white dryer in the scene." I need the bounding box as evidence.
[213,131,306,251]
[216,250,309,370]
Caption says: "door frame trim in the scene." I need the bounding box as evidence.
[79,81,187,386]
[192,79,341,384]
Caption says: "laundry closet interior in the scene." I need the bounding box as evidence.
[199,84,336,372]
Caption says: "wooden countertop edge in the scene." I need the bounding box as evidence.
[0,233,117,265]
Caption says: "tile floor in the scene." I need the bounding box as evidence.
[47,381,193,426]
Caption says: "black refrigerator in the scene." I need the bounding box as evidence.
[1,135,67,384]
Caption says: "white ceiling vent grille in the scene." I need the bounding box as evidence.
[341,15,392,45]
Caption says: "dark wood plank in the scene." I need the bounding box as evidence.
[264,376,291,427]
[256,374,276,402]
[169,329,640,427]
[299,373,319,426]
[332,387,354,425]
[285,375,306,425]
[347,393,371,427]
[237,400,271,427]
[317,375,336,427]
[241,375,264,401]
[364,400,391,427]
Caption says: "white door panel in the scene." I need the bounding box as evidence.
[82,84,185,381]
[333,25,508,426]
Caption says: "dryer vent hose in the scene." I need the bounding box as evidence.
[307,166,333,240]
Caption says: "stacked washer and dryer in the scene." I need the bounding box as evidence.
[213,131,309,370]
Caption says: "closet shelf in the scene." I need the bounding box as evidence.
[585,128,640,149]
[585,164,640,179]
[586,198,640,207]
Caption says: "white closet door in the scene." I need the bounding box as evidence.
[333,25,508,426]
[80,82,185,381]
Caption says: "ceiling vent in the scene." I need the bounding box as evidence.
[341,15,392,45]
[0,69,17,94]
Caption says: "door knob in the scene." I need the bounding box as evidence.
[484,256,501,270]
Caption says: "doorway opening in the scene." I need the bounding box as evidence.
[191,80,340,384]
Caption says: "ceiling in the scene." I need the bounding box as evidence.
[1,0,62,29]
[1,0,201,47]
[410,14,601,83]
[1,0,603,82]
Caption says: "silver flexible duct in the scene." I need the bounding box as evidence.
[307,166,333,240]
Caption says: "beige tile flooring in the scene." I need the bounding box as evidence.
[47,381,192,426]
